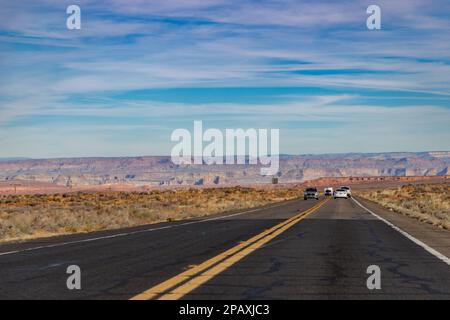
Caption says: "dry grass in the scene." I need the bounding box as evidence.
[357,183,450,229]
[0,187,303,243]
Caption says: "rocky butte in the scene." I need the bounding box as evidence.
[0,151,448,188]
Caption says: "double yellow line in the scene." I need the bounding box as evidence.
[130,198,329,300]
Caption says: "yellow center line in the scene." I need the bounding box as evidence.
[130,198,329,300]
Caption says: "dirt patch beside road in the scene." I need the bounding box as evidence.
[0,186,303,243]
[356,183,450,230]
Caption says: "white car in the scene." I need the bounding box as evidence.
[324,187,333,196]
[339,186,352,197]
[334,188,349,199]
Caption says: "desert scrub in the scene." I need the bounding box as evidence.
[357,183,450,229]
[0,186,304,243]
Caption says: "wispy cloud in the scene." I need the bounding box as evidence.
[0,0,449,157]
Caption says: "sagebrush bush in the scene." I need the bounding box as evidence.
[0,187,304,242]
[357,183,450,229]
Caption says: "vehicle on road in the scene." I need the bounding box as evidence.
[334,188,349,199]
[304,187,319,200]
[339,186,352,197]
[324,187,333,196]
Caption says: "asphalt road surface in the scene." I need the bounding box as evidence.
[1,196,449,300]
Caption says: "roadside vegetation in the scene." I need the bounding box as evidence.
[0,187,303,243]
[357,183,450,230]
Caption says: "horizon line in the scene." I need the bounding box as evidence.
[1,150,449,161]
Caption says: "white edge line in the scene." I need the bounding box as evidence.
[0,200,292,257]
[352,197,450,266]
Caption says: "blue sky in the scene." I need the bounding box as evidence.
[0,0,450,158]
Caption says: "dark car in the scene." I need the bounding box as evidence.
[304,187,319,200]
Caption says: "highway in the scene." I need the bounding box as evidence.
[0,196,449,300]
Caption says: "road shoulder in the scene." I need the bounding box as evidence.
[354,196,450,259]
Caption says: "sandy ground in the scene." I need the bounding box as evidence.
[0,176,448,195]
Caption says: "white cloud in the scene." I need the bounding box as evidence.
[1,0,450,156]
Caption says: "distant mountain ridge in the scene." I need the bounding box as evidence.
[0,157,30,162]
[0,152,448,187]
